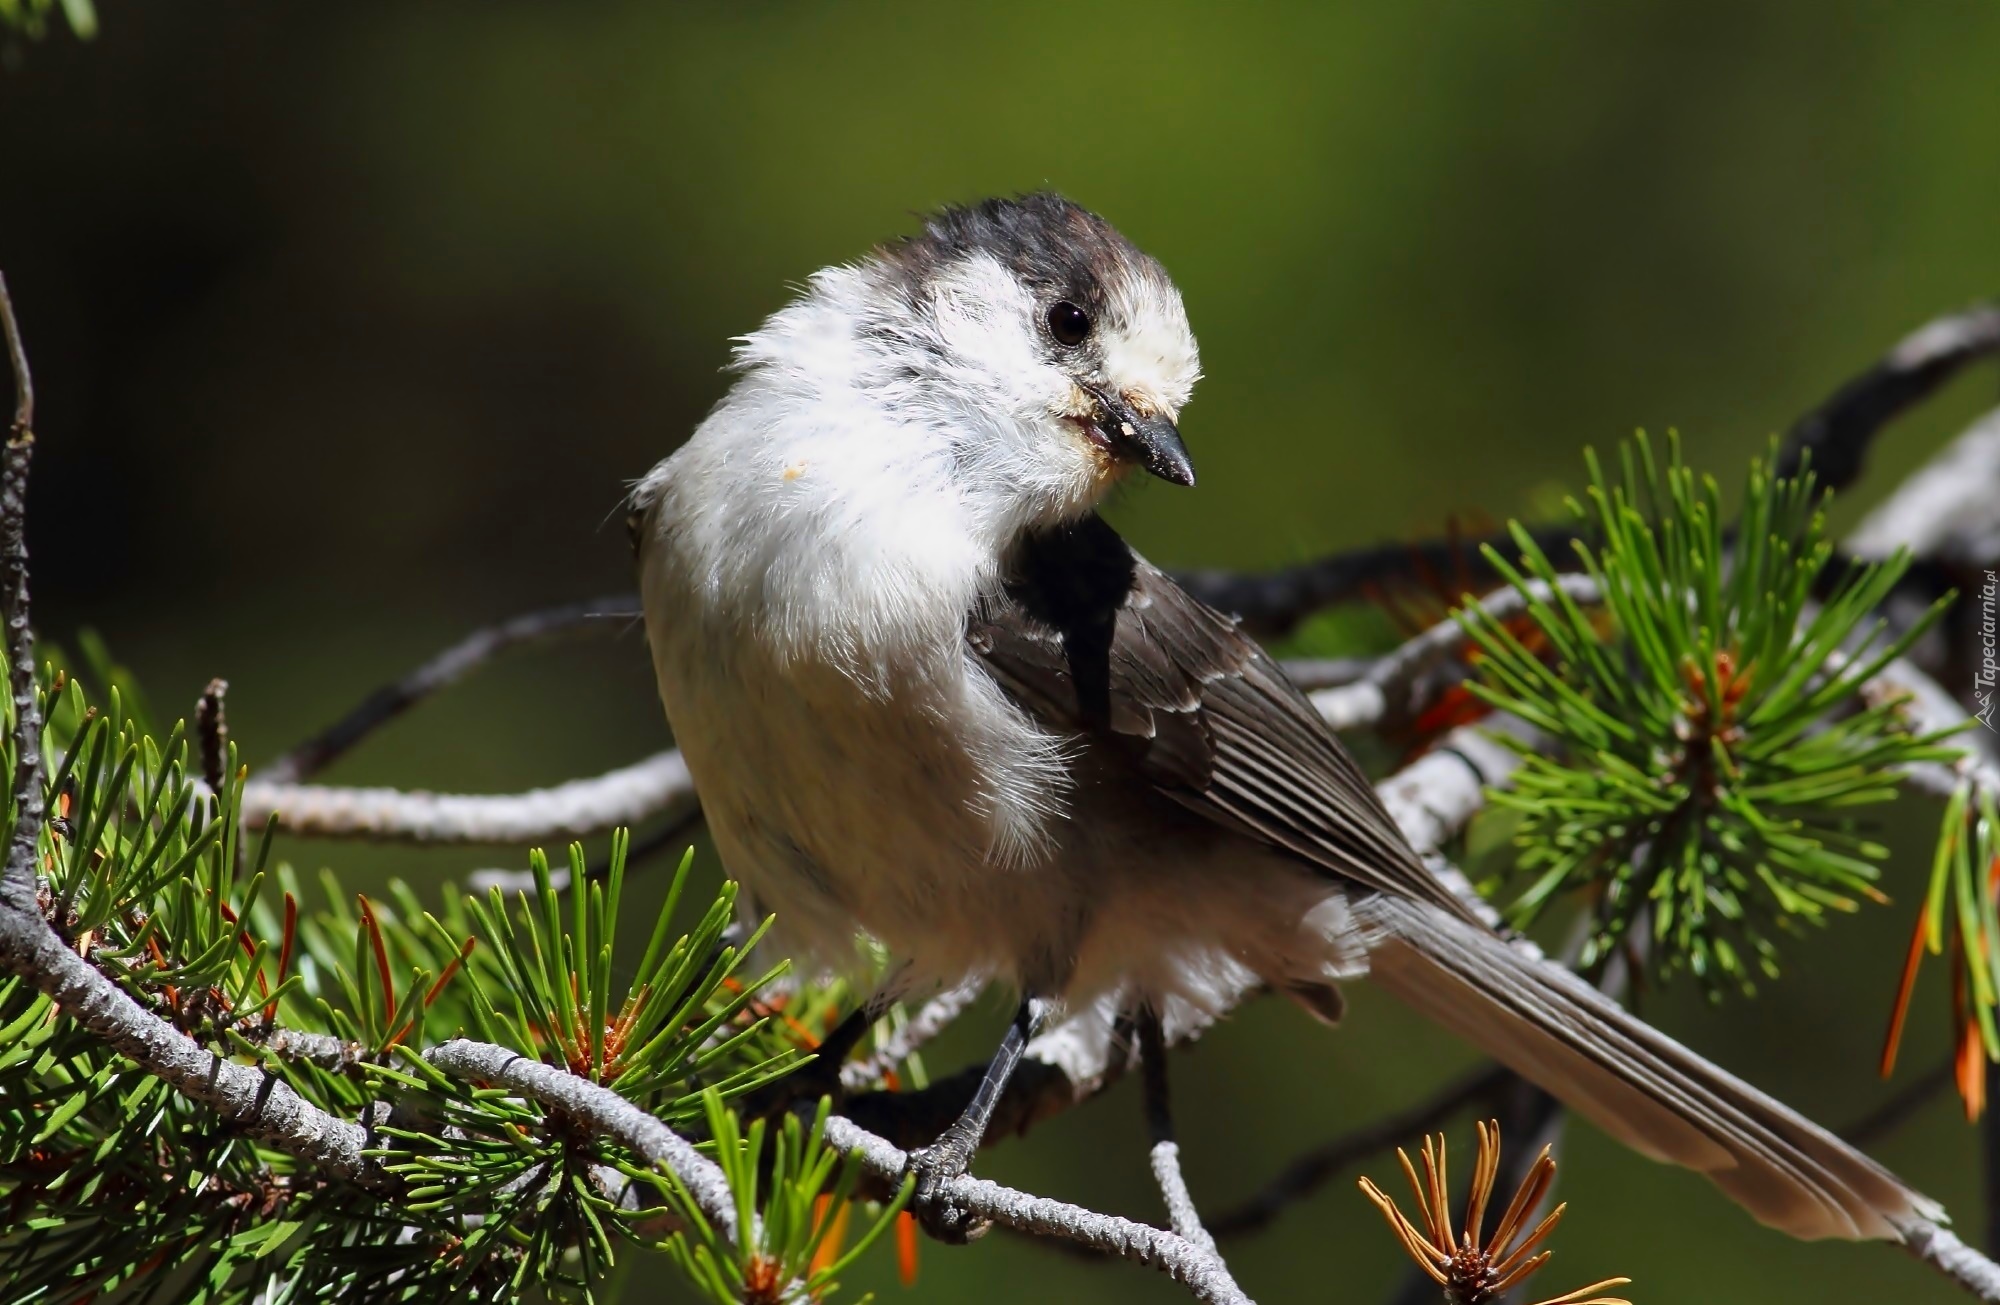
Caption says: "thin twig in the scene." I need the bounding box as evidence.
[1175,524,1577,640]
[1840,1058,1957,1149]
[196,677,228,792]
[261,1025,364,1071]
[1,271,29,433]
[0,270,40,907]
[1275,655,1376,692]
[820,1113,1254,1305]
[1178,303,1998,639]
[1208,1064,1511,1240]
[258,595,641,785]
[840,979,984,1092]
[1309,574,1601,733]
[1778,304,2000,494]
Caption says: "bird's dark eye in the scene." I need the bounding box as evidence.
[1047,301,1091,347]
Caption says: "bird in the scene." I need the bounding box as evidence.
[630,192,1938,1246]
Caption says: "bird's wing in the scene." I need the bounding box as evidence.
[967,513,1484,926]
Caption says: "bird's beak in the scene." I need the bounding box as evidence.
[1090,389,1196,488]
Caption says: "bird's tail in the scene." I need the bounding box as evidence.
[1352,894,1941,1242]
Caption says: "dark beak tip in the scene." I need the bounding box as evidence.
[1140,429,1196,488]
[1096,389,1196,488]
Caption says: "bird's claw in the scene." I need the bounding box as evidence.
[904,1139,989,1244]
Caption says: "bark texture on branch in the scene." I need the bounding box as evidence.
[240,749,696,844]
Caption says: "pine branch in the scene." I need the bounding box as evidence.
[0,909,388,1188]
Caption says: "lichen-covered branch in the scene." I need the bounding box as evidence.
[1898,1220,2000,1303]
[423,1037,748,1247]
[418,1036,1255,1304]
[820,1114,1253,1305]
[0,916,385,1187]
[1846,406,2000,568]
[240,748,697,843]
[0,270,43,907]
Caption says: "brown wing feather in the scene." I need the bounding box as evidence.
[969,514,1484,926]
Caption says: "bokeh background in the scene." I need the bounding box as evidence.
[5,2,2000,1300]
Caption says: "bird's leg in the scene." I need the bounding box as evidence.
[743,972,904,1118]
[906,998,1046,1242]
[1138,1006,1173,1140]
[806,1004,876,1083]
[1138,1005,1216,1250]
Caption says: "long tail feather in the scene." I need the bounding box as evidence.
[1355,895,1941,1242]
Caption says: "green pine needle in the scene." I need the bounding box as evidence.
[1,654,891,1304]
[1460,433,1963,995]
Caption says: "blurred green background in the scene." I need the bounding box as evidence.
[4,2,2000,1301]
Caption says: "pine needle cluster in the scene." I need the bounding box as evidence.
[0,661,903,1303]
[1459,435,1960,994]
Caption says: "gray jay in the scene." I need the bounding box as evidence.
[632,193,1936,1244]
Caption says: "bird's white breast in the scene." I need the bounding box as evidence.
[634,380,1076,986]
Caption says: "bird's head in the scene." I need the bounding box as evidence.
[885,193,1200,499]
[736,194,1201,541]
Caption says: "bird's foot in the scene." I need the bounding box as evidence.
[903,1132,989,1244]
